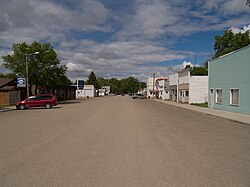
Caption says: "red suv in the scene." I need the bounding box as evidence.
[16,94,57,110]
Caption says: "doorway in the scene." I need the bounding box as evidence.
[210,89,214,108]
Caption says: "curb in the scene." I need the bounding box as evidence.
[0,108,16,113]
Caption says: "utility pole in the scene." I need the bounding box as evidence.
[194,56,197,67]
[25,54,29,98]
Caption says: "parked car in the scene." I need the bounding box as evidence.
[16,94,57,110]
[132,93,146,99]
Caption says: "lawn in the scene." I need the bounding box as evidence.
[190,102,208,108]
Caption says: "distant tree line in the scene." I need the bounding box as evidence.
[86,71,146,94]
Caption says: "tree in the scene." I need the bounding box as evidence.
[1,41,71,95]
[247,0,250,6]
[214,30,250,58]
[0,73,16,79]
[91,76,146,94]
[204,61,208,70]
[97,77,109,89]
[109,78,120,93]
[190,67,208,76]
[86,71,98,88]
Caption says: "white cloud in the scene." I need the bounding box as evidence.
[1,0,250,80]
[221,0,249,15]
[182,61,194,70]
[66,62,85,72]
[230,24,250,33]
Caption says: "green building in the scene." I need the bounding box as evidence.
[208,45,250,115]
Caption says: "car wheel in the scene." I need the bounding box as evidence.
[45,103,52,109]
[19,105,25,110]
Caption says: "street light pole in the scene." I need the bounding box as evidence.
[25,51,39,97]
[25,54,29,98]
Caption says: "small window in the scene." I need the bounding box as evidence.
[185,91,189,97]
[216,89,222,104]
[230,89,239,106]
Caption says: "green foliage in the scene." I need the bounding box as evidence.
[97,77,108,89]
[1,41,71,95]
[214,30,250,58]
[86,71,98,88]
[0,73,16,79]
[190,66,208,76]
[190,102,208,108]
[204,61,208,69]
[109,78,121,93]
[86,72,146,94]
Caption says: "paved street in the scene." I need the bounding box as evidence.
[0,96,250,187]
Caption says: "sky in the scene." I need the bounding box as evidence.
[0,0,249,81]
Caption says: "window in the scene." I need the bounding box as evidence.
[216,89,222,104]
[230,89,239,106]
[185,91,189,97]
[40,95,52,100]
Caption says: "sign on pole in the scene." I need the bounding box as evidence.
[77,80,84,90]
[17,77,26,88]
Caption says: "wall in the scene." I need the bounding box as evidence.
[209,45,250,114]
[169,73,178,86]
[156,79,169,100]
[169,73,179,101]
[0,92,9,105]
[178,69,190,85]
[189,76,208,104]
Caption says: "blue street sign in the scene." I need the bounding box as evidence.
[77,80,84,90]
[17,77,26,88]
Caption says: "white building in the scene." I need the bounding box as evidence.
[155,77,169,100]
[178,69,190,103]
[76,85,96,98]
[189,76,208,104]
[169,69,208,104]
[147,77,169,99]
[169,73,178,102]
[99,86,111,96]
[146,77,154,98]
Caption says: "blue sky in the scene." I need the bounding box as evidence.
[0,0,249,81]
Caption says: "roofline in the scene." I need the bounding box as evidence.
[209,44,250,63]
[0,78,15,89]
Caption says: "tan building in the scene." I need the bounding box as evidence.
[0,78,21,106]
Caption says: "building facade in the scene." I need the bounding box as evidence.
[169,73,178,102]
[155,77,169,100]
[208,45,250,115]
[0,78,22,106]
[169,69,208,104]
[178,69,190,103]
[76,85,96,98]
[147,77,169,99]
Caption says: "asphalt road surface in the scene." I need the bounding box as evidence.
[0,96,250,187]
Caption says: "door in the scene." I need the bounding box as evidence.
[210,89,214,108]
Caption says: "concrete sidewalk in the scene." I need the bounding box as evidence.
[0,106,16,112]
[154,99,250,126]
